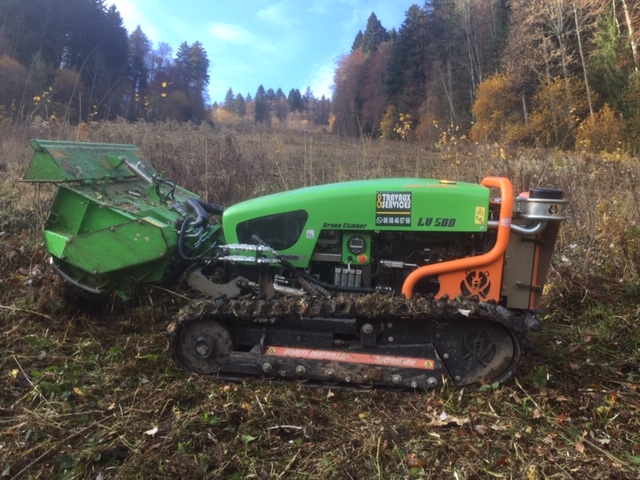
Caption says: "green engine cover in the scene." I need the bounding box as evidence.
[222,178,490,268]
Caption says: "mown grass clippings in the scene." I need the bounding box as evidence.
[1,121,639,479]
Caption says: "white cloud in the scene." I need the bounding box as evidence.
[309,0,358,12]
[107,0,161,42]
[107,0,141,28]
[306,58,337,99]
[209,23,259,45]
[257,3,295,28]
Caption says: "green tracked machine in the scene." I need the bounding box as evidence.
[23,139,568,388]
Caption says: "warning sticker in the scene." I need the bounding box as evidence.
[266,346,435,370]
[475,206,486,225]
[376,192,412,226]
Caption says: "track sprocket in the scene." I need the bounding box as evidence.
[171,319,233,375]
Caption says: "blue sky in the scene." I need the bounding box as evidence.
[108,0,418,104]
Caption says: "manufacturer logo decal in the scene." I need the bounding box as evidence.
[376,192,412,226]
[460,270,491,299]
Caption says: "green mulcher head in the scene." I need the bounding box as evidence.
[23,140,224,298]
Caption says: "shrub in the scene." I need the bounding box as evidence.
[575,104,624,153]
[470,74,521,143]
[527,75,596,149]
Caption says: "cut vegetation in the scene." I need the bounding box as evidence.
[1,122,639,479]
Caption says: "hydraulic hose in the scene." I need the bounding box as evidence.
[196,200,225,215]
[178,218,208,262]
[178,198,222,262]
[184,198,209,229]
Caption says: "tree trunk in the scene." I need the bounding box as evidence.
[620,0,639,70]
[612,0,621,34]
[574,2,594,120]
[542,36,560,145]
[437,59,457,128]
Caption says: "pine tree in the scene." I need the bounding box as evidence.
[590,7,627,111]
[386,5,431,118]
[311,95,332,125]
[287,89,304,111]
[361,12,389,55]
[254,84,270,124]
[351,30,364,52]
[128,26,151,120]
[174,41,210,122]
[303,87,315,109]
[224,88,235,111]
[235,93,246,116]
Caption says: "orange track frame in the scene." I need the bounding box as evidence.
[401,177,514,301]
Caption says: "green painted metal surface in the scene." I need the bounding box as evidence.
[23,140,221,298]
[58,219,174,274]
[222,178,490,268]
[23,139,150,182]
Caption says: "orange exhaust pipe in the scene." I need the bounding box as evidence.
[401,177,514,299]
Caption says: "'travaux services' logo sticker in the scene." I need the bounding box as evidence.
[376,192,412,226]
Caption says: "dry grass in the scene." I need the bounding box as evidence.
[1,121,639,479]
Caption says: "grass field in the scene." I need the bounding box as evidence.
[1,121,639,479]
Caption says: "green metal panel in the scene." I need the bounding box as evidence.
[52,256,172,298]
[223,178,490,267]
[46,186,135,236]
[23,140,149,182]
[42,231,68,258]
[45,187,90,236]
[60,218,174,274]
[78,201,137,234]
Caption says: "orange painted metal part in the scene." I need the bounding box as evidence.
[401,177,514,300]
[265,346,436,370]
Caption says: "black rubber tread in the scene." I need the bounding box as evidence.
[168,293,528,388]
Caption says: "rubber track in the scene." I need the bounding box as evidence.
[171,293,529,338]
[167,293,531,386]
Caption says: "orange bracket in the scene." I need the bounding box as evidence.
[401,177,514,299]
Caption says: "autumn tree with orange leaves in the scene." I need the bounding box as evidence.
[333,1,640,151]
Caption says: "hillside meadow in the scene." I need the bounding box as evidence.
[0,120,639,479]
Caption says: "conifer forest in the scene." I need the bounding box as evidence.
[1,0,639,151]
[1,1,639,479]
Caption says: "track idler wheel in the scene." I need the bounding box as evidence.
[171,319,233,375]
[436,320,523,386]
